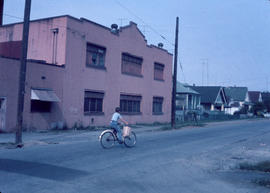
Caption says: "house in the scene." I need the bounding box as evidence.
[248,91,262,104]
[224,86,250,115]
[261,92,270,103]
[176,82,200,111]
[188,86,227,112]
[0,15,173,132]
[261,92,270,112]
[175,82,201,121]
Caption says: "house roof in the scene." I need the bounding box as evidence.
[176,82,199,95]
[262,92,270,102]
[224,87,248,102]
[248,91,261,103]
[188,86,224,104]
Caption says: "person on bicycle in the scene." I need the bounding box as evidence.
[110,107,128,143]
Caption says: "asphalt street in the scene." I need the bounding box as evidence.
[1,119,270,193]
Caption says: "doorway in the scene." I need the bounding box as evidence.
[0,97,6,131]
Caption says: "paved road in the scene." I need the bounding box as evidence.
[1,119,270,193]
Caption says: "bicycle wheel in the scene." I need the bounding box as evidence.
[124,131,136,148]
[100,131,116,149]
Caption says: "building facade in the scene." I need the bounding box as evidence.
[0,15,173,131]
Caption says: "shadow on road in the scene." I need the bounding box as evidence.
[0,159,89,181]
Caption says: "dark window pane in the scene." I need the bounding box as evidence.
[153,97,163,113]
[84,91,104,113]
[96,99,103,112]
[120,95,141,113]
[31,100,51,113]
[84,98,90,112]
[90,98,96,112]
[128,101,132,112]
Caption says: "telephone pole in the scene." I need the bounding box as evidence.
[16,0,31,145]
[171,17,179,128]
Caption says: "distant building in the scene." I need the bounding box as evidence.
[224,86,250,115]
[261,92,270,103]
[176,82,200,111]
[248,91,262,104]
[0,15,173,132]
[175,82,201,122]
[261,92,270,113]
[188,86,227,112]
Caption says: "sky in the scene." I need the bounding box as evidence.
[3,0,270,91]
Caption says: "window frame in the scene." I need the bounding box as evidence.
[121,53,143,77]
[84,90,105,115]
[120,94,142,115]
[86,43,107,70]
[152,96,164,115]
[154,62,165,81]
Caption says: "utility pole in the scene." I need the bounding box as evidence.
[171,17,179,129]
[16,0,31,145]
[0,0,4,26]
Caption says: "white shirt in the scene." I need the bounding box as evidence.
[111,112,122,122]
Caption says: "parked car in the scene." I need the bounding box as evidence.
[263,113,270,118]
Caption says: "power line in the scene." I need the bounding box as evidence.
[4,13,86,38]
[179,61,186,83]
[114,0,175,47]
[3,13,23,20]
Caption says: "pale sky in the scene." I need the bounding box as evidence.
[3,0,270,91]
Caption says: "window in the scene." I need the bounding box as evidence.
[86,43,106,68]
[30,89,60,113]
[0,98,3,109]
[31,101,51,112]
[84,91,104,114]
[120,94,141,114]
[153,97,163,114]
[121,53,143,77]
[154,62,164,81]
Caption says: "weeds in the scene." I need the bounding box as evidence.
[239,161,270,172]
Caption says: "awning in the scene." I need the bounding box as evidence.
[31,89,60,102]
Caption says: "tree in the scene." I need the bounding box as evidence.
[249,102,266,116]
[263,100,270,113]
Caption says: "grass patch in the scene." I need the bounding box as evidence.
[239,161,270,172]
[159,122,205,131]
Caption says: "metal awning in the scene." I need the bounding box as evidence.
[31,89,60,102]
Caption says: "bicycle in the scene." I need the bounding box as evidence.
[99,125,136,149]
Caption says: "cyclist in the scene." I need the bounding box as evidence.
[110,107,128,143]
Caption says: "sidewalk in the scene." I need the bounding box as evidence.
[0,124,164,149]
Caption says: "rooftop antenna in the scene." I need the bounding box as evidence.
[118,18,127,27]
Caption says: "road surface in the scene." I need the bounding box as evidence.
[1,119,270,193]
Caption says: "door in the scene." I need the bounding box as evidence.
[0,97,6,131]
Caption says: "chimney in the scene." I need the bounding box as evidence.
[158,43,163,48]
[111,24,118,34]
[0,0,4,26]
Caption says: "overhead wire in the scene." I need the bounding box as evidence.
[3,13,87,38]
[113,0,175,47]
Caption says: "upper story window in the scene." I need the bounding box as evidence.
[154,62,164,81]
[86,43,106,69]
[121,53,143,77]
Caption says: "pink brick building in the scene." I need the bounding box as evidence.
[0,15,172,132]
